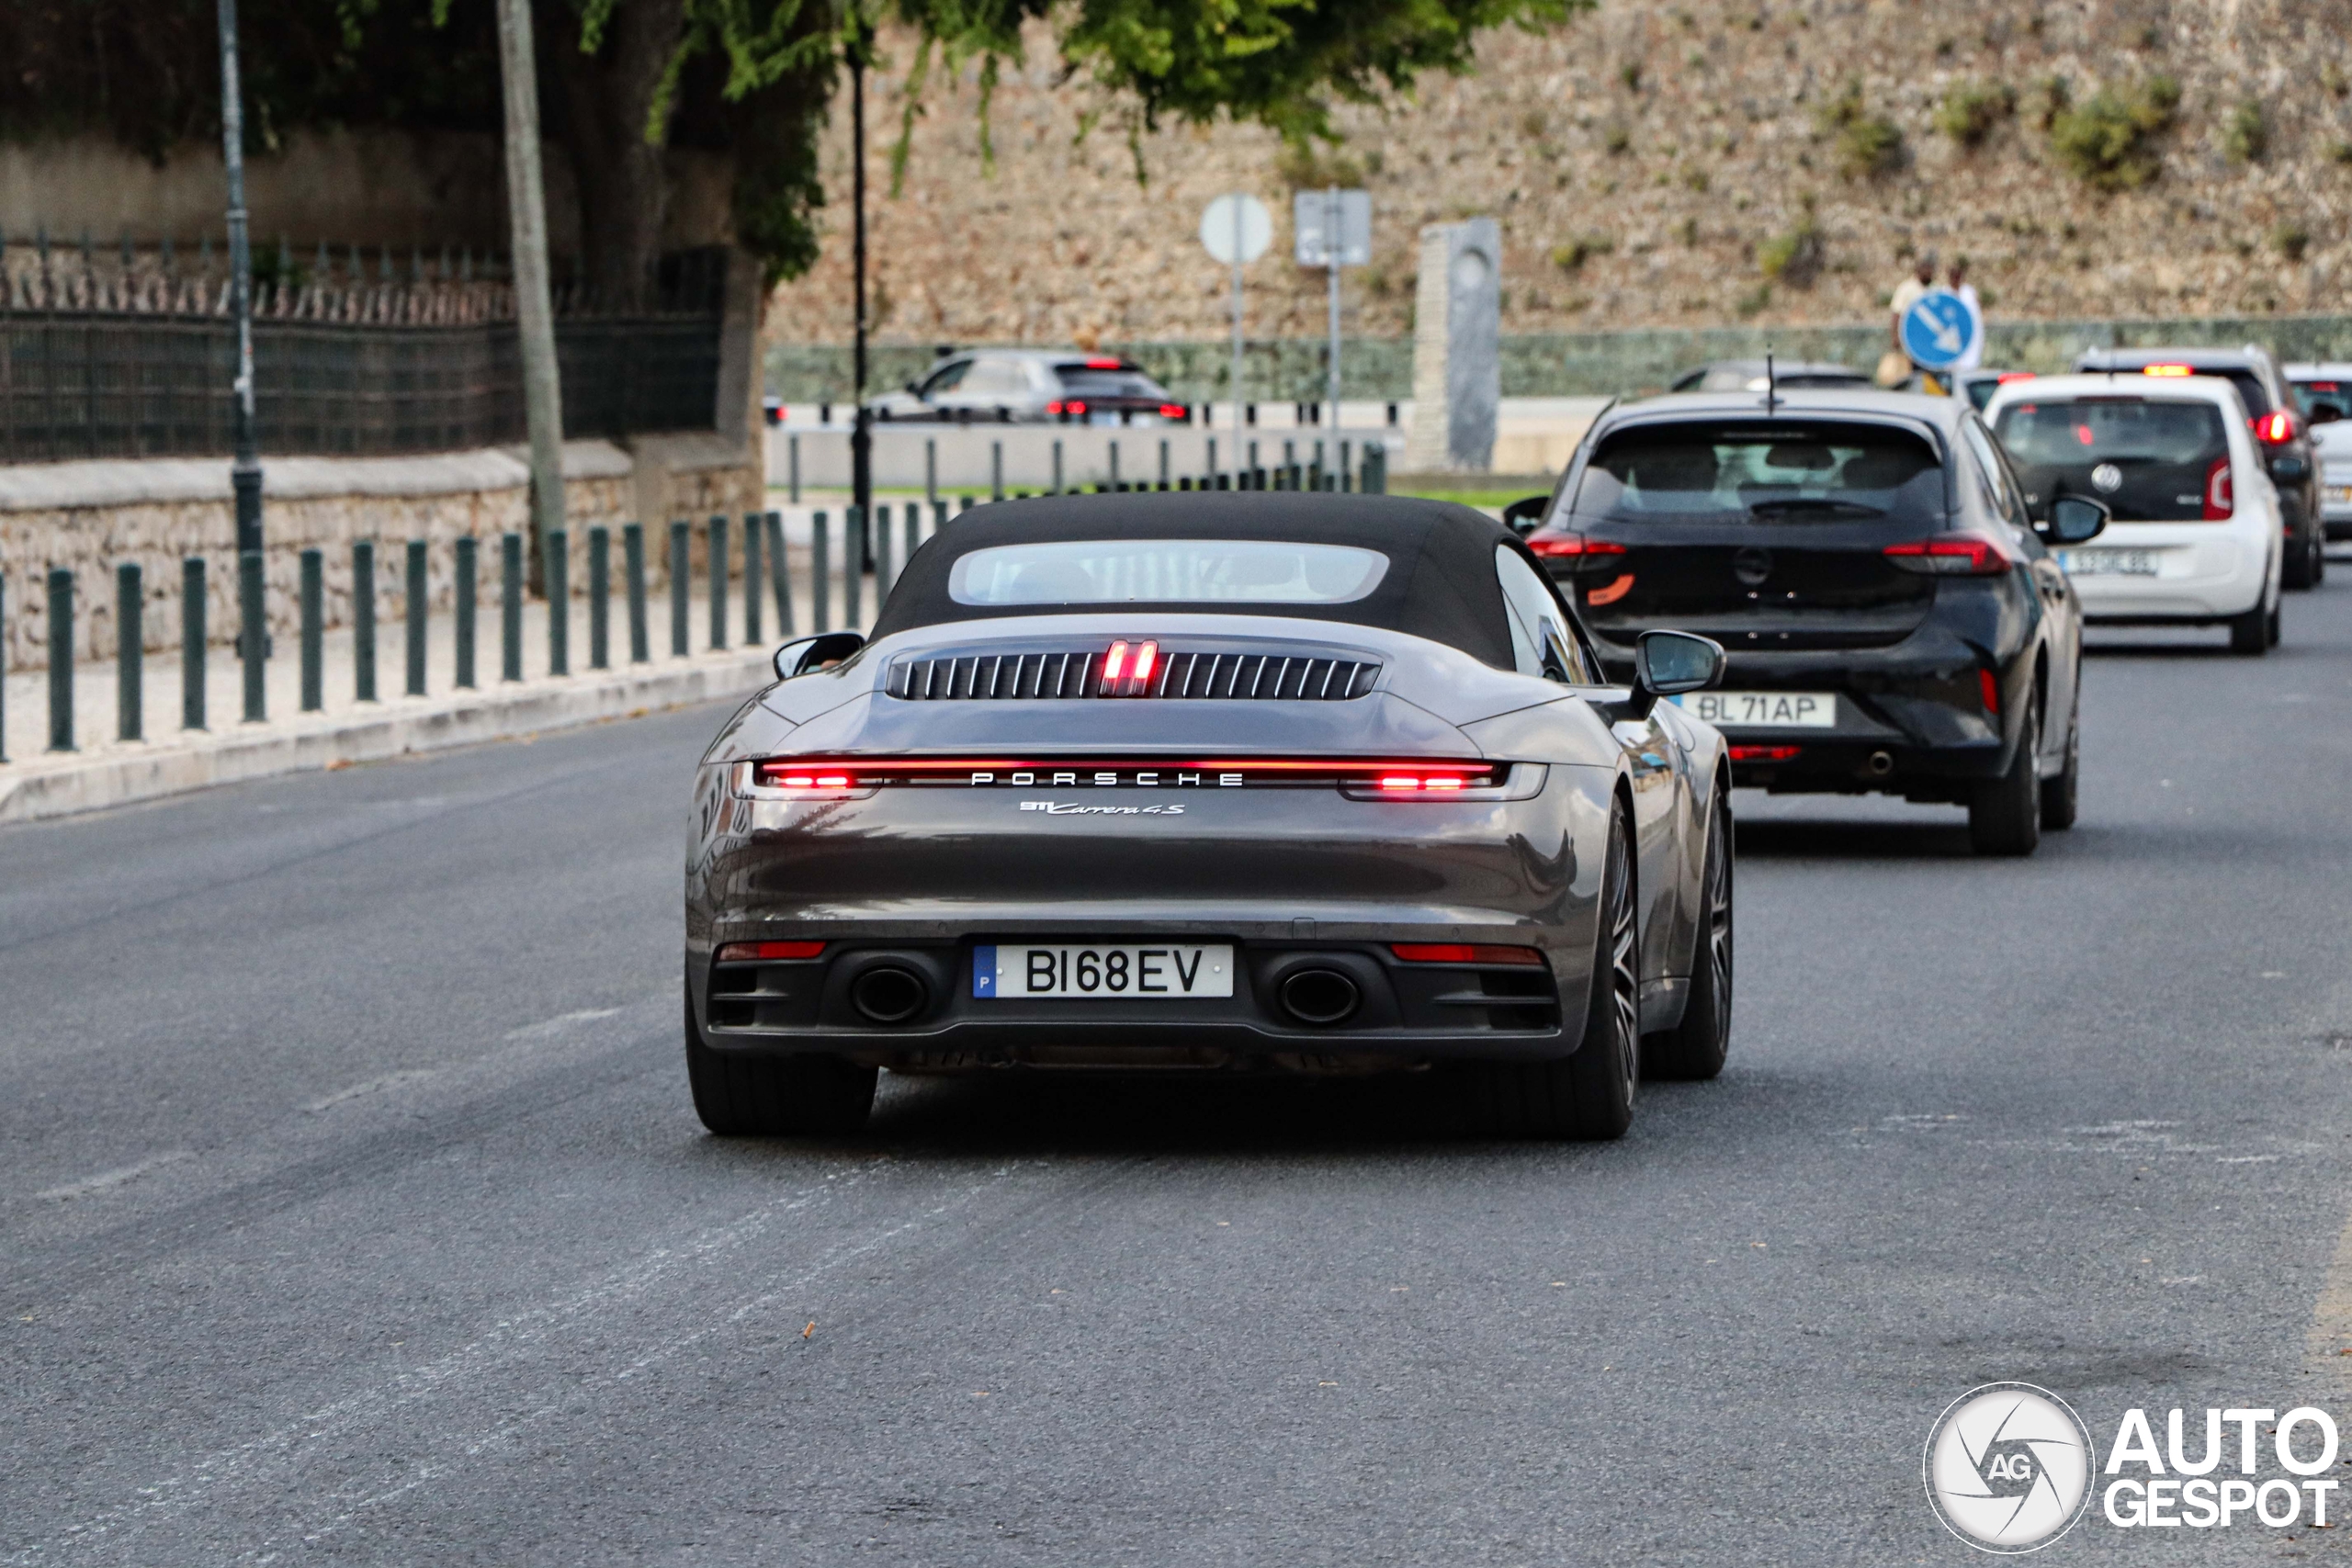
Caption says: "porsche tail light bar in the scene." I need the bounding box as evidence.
[735,757,1515,797]
[1727,745,1802,762]
[716,941,826,962]
[1526,533,1629,573]
[1883,533,2014,576]
[1389,943,1545,965]
[2204,457,2234,519]
[2256,409,2295,444]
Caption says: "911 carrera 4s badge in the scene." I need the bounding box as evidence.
[1019,800,1187,815]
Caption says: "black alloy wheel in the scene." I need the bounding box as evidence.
[1645,792,1734,1080]
[2041,706,2081,831]
[1968,693,2042,857]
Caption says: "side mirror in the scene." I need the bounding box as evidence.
[1599,630,1724,722]
[1499,494,1552,535]
[772,631,865,681]
[2042,495,2109,547]
[905,379,922,396]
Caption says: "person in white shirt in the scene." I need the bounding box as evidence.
[1948,256,1984,372]
[1883,252,1937,385]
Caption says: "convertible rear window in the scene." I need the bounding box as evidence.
[947,538,1391,606]
[1572,423,1943,525]
[1993,399,2227,466]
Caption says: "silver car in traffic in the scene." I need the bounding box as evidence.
[870,348,1190,426]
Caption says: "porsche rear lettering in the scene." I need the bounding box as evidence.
[1019,800,1189,815]
[967,771,1228,786]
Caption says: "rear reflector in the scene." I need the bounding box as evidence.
[1727,745,1802,762]
[1390,943,1545,965]
[1979,669,2001,716]
[2205,456,2234,519]
[717,941,826,962]
[1883,534,2013,575]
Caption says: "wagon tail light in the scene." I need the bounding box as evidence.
[1525,534,1630,574]
[2256,410,2296,445]
[1159,403,1189,420]
[2204,457,2234,519]
[1882,534,2014,576]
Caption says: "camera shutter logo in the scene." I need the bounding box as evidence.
[1924,1382,2095,1552]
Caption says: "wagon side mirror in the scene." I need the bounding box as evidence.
[772,631,865,680]
[2041,495,2109,546]
[1500,495,1551,535]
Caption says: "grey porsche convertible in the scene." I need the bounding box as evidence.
[684,494,1734,1140]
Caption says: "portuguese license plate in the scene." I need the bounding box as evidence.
[2058,547,2159,577]
[1673,691,1838,728]
[974,943,1235,998]
[2328,485,2352,504]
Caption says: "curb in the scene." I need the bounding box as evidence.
[0,649,775,826]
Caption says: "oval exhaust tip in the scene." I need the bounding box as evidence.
[1279,968,1360,1026]
[851,965,929,1024]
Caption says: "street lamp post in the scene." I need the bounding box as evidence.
[216,0,266,721]
[848,17,872,533]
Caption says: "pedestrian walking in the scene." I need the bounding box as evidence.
[1880,251,1937,386]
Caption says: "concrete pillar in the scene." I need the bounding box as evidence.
[1403,219,1500,473]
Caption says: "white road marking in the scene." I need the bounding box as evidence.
[302,1070,438,1113]
[14,1159,1024,1563]
[501,1007,621,1041]
[35,1151,193,1202]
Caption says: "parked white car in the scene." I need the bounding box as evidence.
[1983,372,2283,654]
[2283,362,2352,540]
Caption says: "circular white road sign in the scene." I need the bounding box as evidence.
[1199,193,1273,265]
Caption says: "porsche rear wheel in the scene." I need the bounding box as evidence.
[1645,794,1733,1081]
[1463,802,1639,1140]
[685,998,876,1136]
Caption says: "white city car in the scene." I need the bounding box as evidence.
[1983,372,2283,655]
[2283,362,2352,540]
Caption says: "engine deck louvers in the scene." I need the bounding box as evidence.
[888,650,1381,702]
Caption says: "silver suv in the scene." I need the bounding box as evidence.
[868,349,1188,425]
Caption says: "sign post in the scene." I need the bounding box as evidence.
[1200,194,1272,479]
[1295,189,1371,439]
[1899,288,1979,388]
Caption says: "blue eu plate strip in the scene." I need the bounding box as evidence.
[973,945,997,998]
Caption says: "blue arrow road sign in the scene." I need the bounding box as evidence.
[1901,288,1977,371]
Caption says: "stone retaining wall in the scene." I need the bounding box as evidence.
[1,439,761,672]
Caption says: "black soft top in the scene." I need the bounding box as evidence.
[869,491,1521,669]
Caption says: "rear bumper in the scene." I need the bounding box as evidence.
[2067,525,2270,619]
[693,929,1586,1066]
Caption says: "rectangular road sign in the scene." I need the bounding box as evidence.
[1294,189,1372,267]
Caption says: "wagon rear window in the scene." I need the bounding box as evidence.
[946,539,1391,606]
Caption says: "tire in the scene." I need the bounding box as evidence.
[684,997,876,1136]
[1968,695,2041,857]
[2228,600,2270,657]
[2267,599,2282,648]
[2040,707,2080,831]
[2284,521,2319,590]
[1645,793,1733,1080]
[1461,802,1639,1139]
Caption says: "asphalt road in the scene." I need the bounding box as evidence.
[7,576,2352,1564]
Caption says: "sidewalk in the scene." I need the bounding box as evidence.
[0,538,878,825]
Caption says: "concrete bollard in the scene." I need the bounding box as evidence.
[46,568,73,752]
[589,525,611,671]
[812,511,831,633]
[546,529,570,677]
[501,532,524,682]
[707,514,728,652]
[406,539,429,695]
[741,513,763,647]
[764,512,793,638]
[668,521,690,658]
[844,505,865,627]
